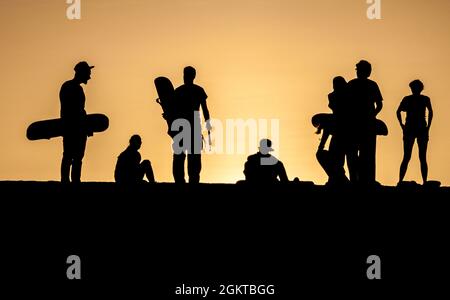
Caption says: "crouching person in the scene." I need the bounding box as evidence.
[115,135,156,184]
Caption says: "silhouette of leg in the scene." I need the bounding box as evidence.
[61,157,72,183]
[367,134,377,184]
[399,135,414,183]
[141,160,155,183]
[316,150,332,180]
[62,135,74,183]
[71,160,82,183]
[329,135,347,184]
[418,135,428,184]
[70,135,87,183]
[359,133,376,186]
[188,154,201,184]
[346,141,359,184]
[173,153,186,183]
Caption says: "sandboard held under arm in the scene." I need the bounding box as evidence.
[26,113,109,141]
[311,113,389,136]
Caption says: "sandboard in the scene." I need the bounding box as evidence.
[154,76,176,137]
[311,113,388,136]
[27,113,109,141]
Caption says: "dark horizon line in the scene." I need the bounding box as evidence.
[0,180,447,189]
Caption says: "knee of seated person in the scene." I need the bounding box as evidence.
[142,159,151,166]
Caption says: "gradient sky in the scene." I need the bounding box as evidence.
[0,0,449,185]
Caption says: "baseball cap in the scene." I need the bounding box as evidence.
[259,139,274,152]
[74,61,95,72]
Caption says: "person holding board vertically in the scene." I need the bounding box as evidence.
[172,66,212,184]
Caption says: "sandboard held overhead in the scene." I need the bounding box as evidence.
[26,113,109,141]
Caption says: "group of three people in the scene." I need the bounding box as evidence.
[59,63,211,184]
[312,60,383,187]
[314,60,433,186]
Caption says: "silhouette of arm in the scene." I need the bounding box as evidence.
[397,97,408,130]
[374,100,383,117]
[199,88,210,121]
[199,89,211,130]
[318,130,329,151]
[244,158,255,181]
[201,100,210,121]
[201,104,212,133]
[277,161,289,183]
[426,97,433,129]
[328,93,336,112]
[373,82,383,117]
[59,83,71,119]
[397,98,406,130]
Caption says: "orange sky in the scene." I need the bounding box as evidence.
[0,0,449,185]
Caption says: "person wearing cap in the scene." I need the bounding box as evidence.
[347,60,383,186]
[59,61,94,183]
[114,135,156,184]
[243,139,289,184]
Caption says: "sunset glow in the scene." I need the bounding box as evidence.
[1,0,449,185]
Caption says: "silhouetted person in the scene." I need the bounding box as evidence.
[328,76,348,118]
[328,76,353,184]
[347,60,383,186]
[115,135,155,184]
[60,61,94,183]
[244,139,289,184]
[397,80,433,185]
[312,113,348,186]
[172,66,212,183]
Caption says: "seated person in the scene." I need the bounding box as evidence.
[244,139,289,184]
[115,135,155,184]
